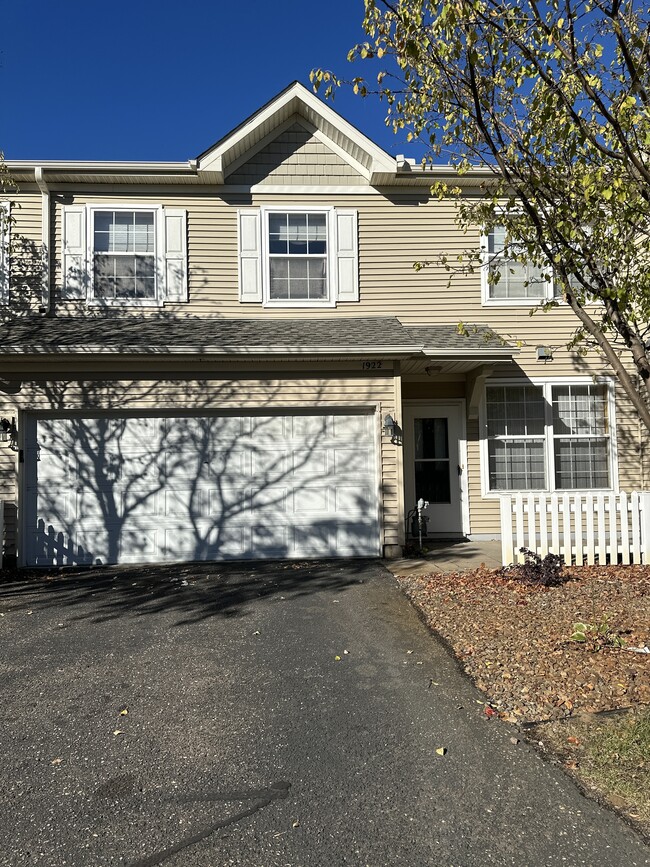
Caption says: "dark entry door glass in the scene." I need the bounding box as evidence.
[414,417,451,503]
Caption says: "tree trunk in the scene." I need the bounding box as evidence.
[564,292,650,434]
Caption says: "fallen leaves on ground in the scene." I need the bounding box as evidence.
[397,564,649,724]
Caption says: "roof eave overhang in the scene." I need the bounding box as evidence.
[0,344,422,357]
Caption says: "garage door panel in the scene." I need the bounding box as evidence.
[122,490,161,519]
[336,522,377,554]
[293,524,333,556]
[120,528,159,562]
[250,486,289,514]
[333,414,370,438]
[335,485,372,511]
[334,448,371,474]
[291,415,330,439]
[207,488,250,518]
[252,525,289,554]
[250,448,288,479]
[292,449,328,477]
[294,486,330,513]
[25,411,380,566]
[248,416,289,441]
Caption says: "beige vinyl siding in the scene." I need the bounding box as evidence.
[50,189,614,378]
[5,191,43,315]
[1,366,400,559]
[227,124,365,186]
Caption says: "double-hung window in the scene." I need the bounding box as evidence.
[237,206,358,307]
[62,204,187,305]
[93,209,156,301]
[483,381,613,492]
[482,226,551,305]
[268,212,328,301]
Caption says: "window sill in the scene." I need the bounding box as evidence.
[261,298,337,309]
[481,297,548,308]
[485,488,616,498]
[87,298,163,308]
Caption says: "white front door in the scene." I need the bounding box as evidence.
[403,402,466,538]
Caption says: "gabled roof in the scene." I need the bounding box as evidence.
[196,81,397,186]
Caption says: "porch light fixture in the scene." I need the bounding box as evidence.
[0,417,16,444]
[382,414,402,445]
[382,414,396,439]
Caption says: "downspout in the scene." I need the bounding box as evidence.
[34,167,50,314]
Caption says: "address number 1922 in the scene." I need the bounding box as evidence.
[361,361,383,370]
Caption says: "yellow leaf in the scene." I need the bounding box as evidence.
[113,730,123,736]
[436,747,447,756]
[334,656,341,661]
[120,708,129,716]
[51,758,63,765]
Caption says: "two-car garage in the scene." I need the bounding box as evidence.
[22,411,381,566]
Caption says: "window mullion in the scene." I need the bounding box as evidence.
[543,383,555,493]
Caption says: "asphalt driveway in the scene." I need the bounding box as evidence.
[0,560,647,867]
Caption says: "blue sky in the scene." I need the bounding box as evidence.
[2,0,412,162]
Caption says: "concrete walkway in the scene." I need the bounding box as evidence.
[385,539,503,577]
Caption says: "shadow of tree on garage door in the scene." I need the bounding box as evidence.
[23,378,384,568]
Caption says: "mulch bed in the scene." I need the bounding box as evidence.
[396,565,650,724]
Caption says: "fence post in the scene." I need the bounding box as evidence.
[640,492,650,564]
[500,496,514,566]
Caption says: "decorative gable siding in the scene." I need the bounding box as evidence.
[227,123,366,186]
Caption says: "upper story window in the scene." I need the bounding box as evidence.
[62,203,187,306]
[93,210,156,301]
[238,206,358,308]
[268,212,327,302]
[482,226,553,306]
[483,381,614,493]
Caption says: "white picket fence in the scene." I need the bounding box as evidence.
[500,491,650,566]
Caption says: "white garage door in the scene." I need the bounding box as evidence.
[23,412,380,566]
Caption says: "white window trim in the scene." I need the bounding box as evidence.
[86,204,164,308]
[480,229,556,307]
[260,205,337,309]
[479,376,618,498]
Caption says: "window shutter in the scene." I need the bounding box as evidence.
[0,202,10,303]
[62,205,87,298]
[238,209,262,303]
[335,209,359,302]
[162,208,188,302]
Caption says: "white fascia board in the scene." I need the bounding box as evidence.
[421,347,517,357]
[6,159,195,173]
[3,344,422,356]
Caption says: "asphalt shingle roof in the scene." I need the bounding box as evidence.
[0,316,513,355]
